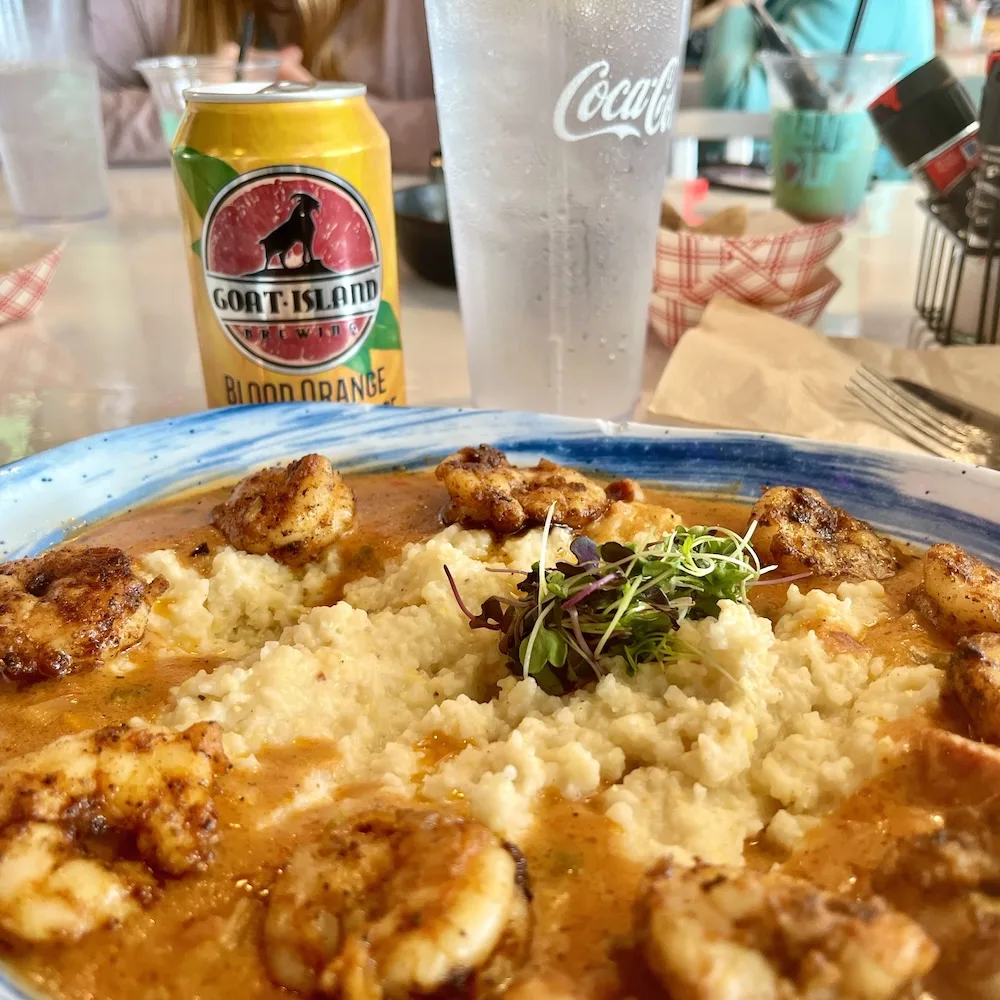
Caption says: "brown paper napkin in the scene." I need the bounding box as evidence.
[647,297,1000,452]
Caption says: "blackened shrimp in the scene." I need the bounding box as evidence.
[0,722,228,944]
[637,860,938,1000]
[436,445,638,534]
[750,486,899,580]
[911,543,1000,639]
[944,632,1000,744]
[0,546,165,684]
[263,804,532,998]
[213,453,355,564]
[872,745,1000,1000]
[0,822,143,944]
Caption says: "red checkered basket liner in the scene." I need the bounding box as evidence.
[0,240,64,325]
[649,268,842,351]
[655,218,841,300]
[685,257,790,308]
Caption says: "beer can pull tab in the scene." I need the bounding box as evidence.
[258,80,313,95]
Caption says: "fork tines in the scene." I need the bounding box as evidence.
[846,365,993,465]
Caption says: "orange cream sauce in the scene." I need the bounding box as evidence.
[0,473,961,1000]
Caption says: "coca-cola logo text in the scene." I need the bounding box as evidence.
[553,57,680,143]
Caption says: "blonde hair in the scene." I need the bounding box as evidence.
[175,0,378,80]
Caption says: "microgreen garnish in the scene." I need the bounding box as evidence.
[750,571,812,587]
[445,522,773,696]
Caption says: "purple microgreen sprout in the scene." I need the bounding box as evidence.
[444,564,502,630]
[562,572,620,610]
[445,517,770,697]
[566,605,603,676]
[569,535,599,568]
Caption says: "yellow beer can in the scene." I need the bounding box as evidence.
[171,81,405,408]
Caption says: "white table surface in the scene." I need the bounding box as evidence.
[0,167,931,465]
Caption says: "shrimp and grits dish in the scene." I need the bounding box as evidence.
[0,444,998,1000]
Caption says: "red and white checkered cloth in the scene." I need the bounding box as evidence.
[0,242,64,325]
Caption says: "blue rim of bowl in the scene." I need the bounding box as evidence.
[0,402,997,561]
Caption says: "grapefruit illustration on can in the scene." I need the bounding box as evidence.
[171,81,405,408]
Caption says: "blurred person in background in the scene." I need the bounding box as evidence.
[91,0,438,172]
[701,0,935,178]
[686,0,716,69]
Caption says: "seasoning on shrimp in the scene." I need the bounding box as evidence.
[213,454,355,564]
[0,547,166,684]
[264,804,532,997]
[0,722,228,943]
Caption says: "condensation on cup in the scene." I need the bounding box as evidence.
[0,0,110,222]
[425,0,689,419]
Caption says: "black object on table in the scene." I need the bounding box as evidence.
[870,57,980,237]
[235,13,255,82]
[843,0,871,56]
[915,200,1000,346]
[894,378,1000,434]
[968,52,1000,250]
[700,163,774,195]
[746,0,829,111]
[394,183,455,288]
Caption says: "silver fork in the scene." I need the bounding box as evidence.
[846,365,1000,469]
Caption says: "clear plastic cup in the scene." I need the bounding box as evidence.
[136,56,281,146]
[425,0,688,419]
[760,52,904,222]
[0,0,111,222]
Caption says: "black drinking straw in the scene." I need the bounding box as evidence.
[747,0,829,110]
[235,12,255,82]
[844,0,871,55]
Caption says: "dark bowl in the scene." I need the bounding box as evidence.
[394,182,455,287]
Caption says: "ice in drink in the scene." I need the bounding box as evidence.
[425,0,689,419]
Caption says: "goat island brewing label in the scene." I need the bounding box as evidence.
[171,81,405,407]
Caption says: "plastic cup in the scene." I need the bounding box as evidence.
[760,53,904,222]
[0,0,110,222]
[136,56,281,146]
[425,0,688,419]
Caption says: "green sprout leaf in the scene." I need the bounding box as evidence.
[519,627,567,676]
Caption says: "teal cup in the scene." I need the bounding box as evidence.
[771,108,879,221]
[760,53,904,223]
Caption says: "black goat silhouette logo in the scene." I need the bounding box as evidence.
[259,192,323,271]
